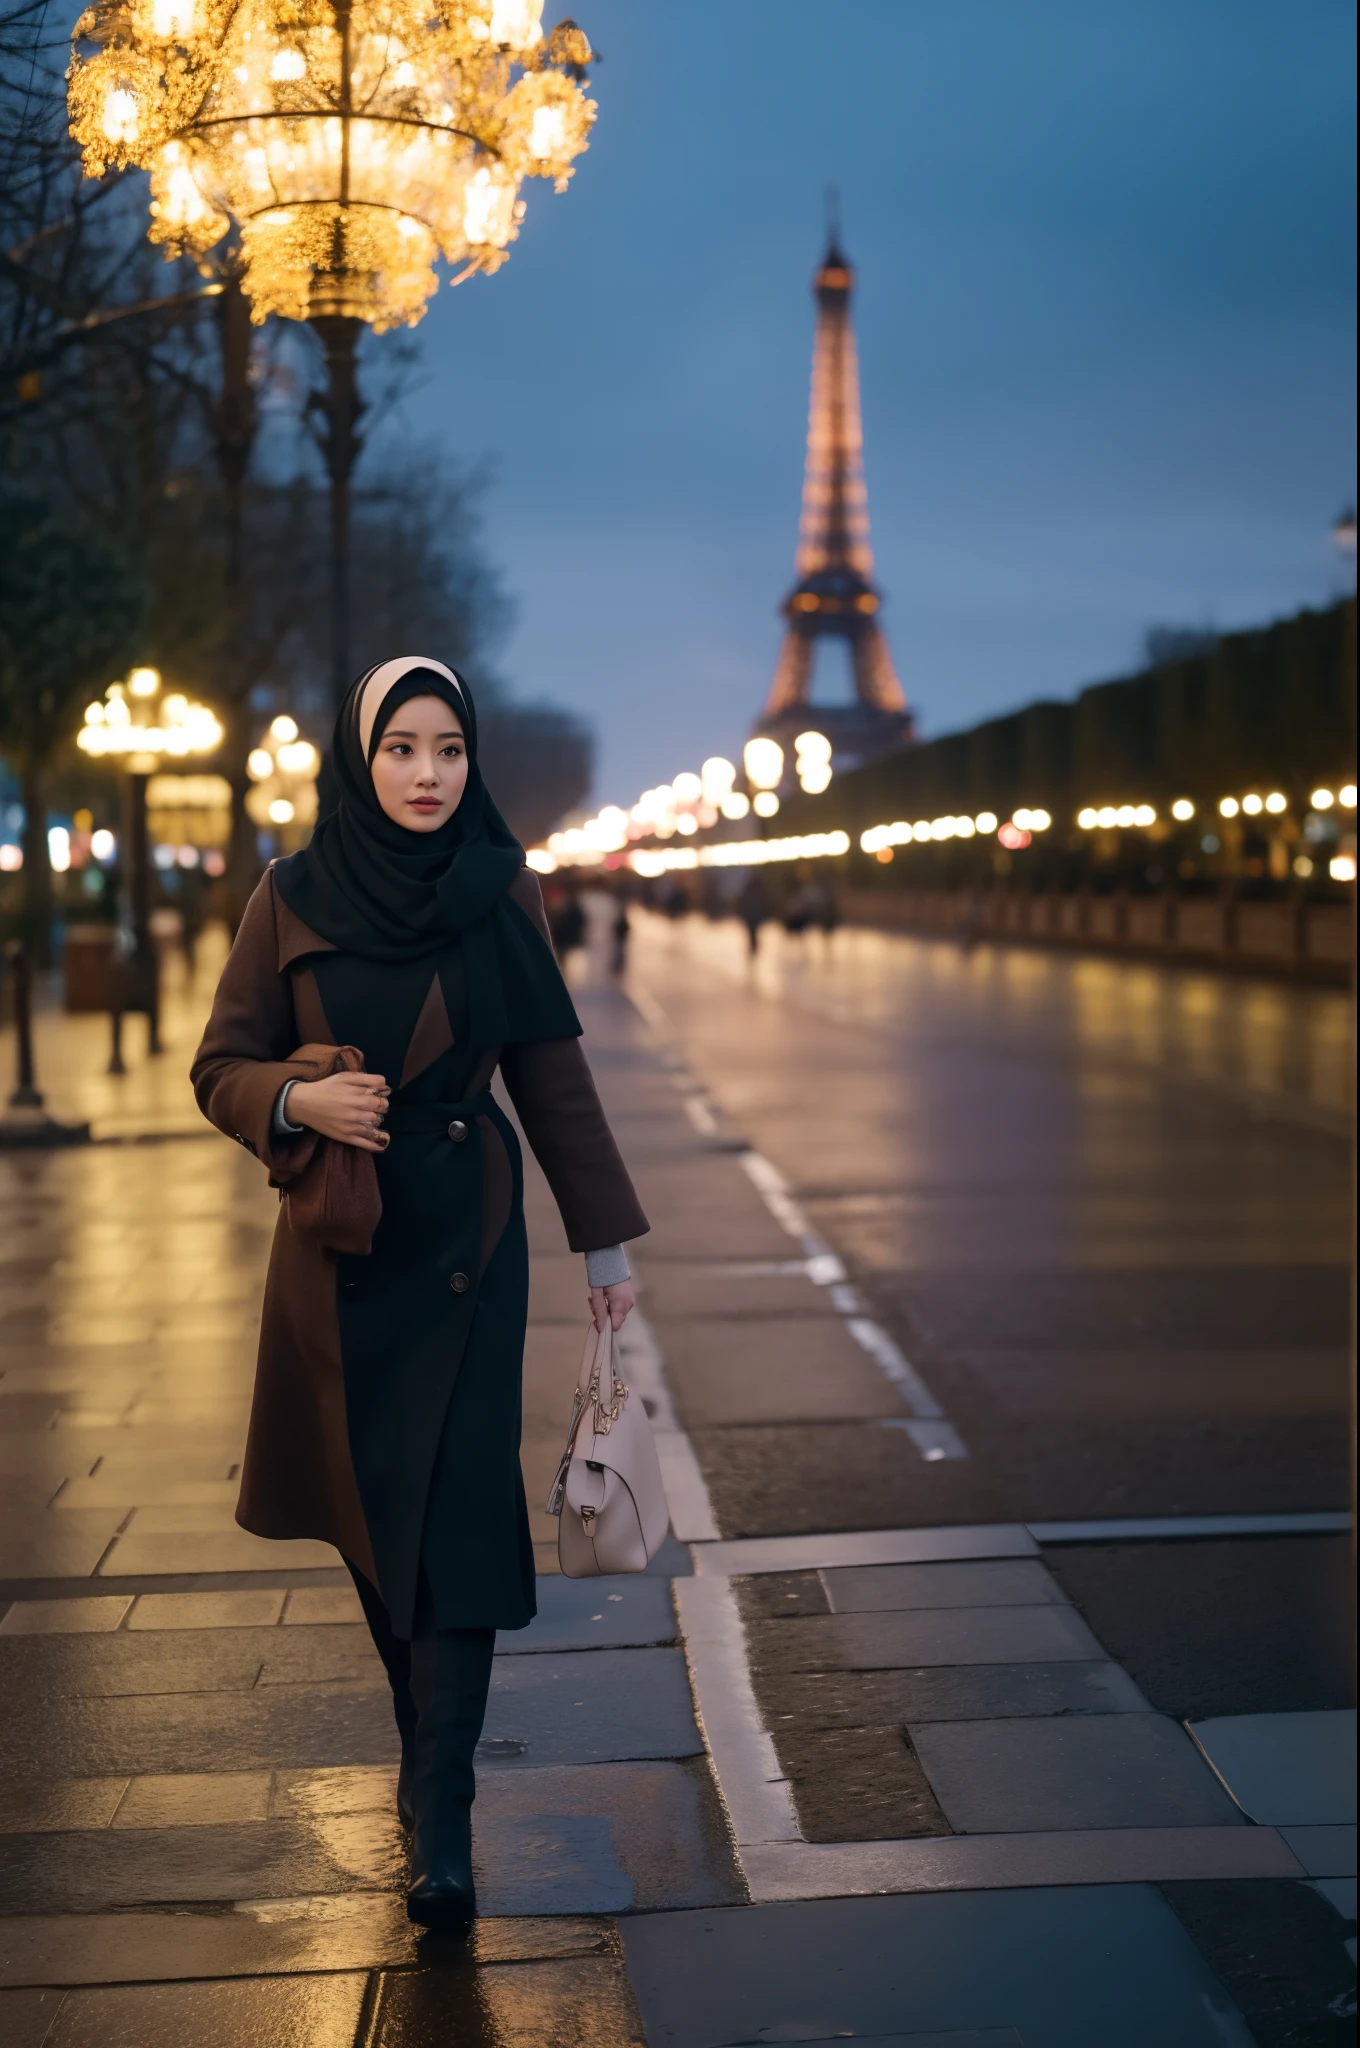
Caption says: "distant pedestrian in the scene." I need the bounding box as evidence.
[192,658,647,1931]
[738,872,768,955]
[610,897,631,974]
[549,887,587,961]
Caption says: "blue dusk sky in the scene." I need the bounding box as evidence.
[388,0,1356,809]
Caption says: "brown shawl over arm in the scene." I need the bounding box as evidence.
[499,868,649,1255]
[190,871,320,1181]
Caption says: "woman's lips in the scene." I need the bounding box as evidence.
[409,799,442,813]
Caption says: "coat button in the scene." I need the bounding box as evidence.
[447,1120,467,1143]
[449,1271,470,1293]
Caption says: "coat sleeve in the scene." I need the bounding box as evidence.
[499,1036,649,1254]
[499,866,648,1254]
[189,872,321,1183]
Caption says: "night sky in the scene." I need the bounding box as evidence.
[389,0,1357,809]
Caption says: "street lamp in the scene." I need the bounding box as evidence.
[77,668,223,1053]
[69,0,597,702]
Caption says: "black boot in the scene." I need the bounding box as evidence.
[405,1611,495,1929]
[346,1563,418,1830]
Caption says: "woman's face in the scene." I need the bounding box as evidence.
[369,694,469,833]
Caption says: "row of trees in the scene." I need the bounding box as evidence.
[1,0,591,954]
[781,599,1357,856]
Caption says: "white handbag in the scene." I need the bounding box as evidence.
[547,1321,670,1577]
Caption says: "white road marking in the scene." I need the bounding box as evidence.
[737,1150,967,1461]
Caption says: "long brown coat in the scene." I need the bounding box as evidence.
[191,864,647,1634]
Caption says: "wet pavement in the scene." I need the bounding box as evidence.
[0,911,1354,2044]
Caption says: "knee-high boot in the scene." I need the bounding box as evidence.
[345,1562,418,1831]
[405,1601,495,1927]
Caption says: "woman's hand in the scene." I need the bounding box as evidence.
[287,1072,390,1152]
[589,1281,635,1333]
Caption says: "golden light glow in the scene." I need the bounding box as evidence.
[752,790,781,818]
[270,714,299,742]
[1311,788,1334,809]
[247,748,275,781]
[1341,784,1357,808]
[78,670,222,759]
[1171,798,1195,821]
[701,756,736,802]
[1219,796,1240,818]
[525,846,557,874]
[69,0,595,330]
[630,830,851,878]
[720,791,751,821]
[268,797,296,824]
[1330,855,1357,882]
[1241,794,1263,816]
[744,737,784,790]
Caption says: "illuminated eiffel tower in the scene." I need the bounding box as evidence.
[757,225,915,768]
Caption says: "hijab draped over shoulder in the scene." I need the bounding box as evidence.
[273,658,580,1048]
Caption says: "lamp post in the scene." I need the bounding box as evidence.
[69,0,597,704]
[77,668,224,1053]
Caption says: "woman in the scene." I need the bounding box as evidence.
[191,657,648,1928]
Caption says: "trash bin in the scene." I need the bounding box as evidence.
[63,925,117,1013]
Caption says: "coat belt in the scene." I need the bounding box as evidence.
[383,1092,496,1134]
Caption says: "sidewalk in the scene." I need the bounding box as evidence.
[0,919,1354,2044]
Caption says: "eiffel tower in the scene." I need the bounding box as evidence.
[756,226,915,769]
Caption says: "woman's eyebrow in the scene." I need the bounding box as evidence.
[383,728,463,740]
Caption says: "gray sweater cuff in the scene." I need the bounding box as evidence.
[272,1080,305,1137]
[585,1244,630,1288]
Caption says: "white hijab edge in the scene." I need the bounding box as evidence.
[356,657,466,762]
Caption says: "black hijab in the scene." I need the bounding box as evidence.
[273,658,580,1048]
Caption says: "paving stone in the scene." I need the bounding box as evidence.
[746,1604,1104,1674]
[821,1559,1068,1613]
[0,1512,126,1579]
[473,1760,743,1915]
[54,1477,239,1510]
[1159,1878,1360,2048]
[0,1679,396,1777]
[1278,1824,1357,1876]
[0,1777,128,1832]
[482,1648,701,1766]
[620,1889,1254,2048]
[0,1987,65,2046]
[39,1972,369,2046]
[102,1530,339,1575]
[748,1661,1151,1738]
[910,1715,1246,1834]
[282,1585,366,1625]
[0,1596,133,1634]
[771,1722,952,1843]
[657,1315,907,1426]
[503,1574,676,1654]
[0,1628,289,1702]
[127,1589,286,1629]
[1188,1709,1357,1825]
[111,1772,274,1828]
[0,1811,409,1912]
[374,1954,648,2047]
[633,1257,838,1321]
[271,1765,399,1819]
[0,1904,604,1988]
